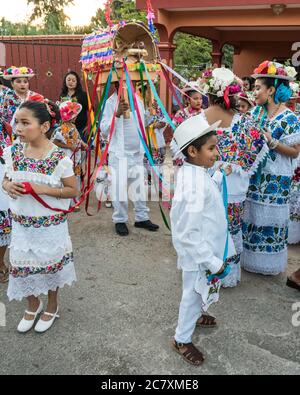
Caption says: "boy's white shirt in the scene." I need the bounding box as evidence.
[100,91,146,158]
[171,162,235,274]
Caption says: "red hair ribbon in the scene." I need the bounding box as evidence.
[223,86,231,110]
[28,93,56,119]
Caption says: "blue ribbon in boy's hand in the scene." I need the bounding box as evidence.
[207,264,231,283]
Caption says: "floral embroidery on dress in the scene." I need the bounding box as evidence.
[11,143,65,175]
[242,223,288,254]
[216,116,266,172]
[0,89,21,124]
[228,202,244,236]
[173,107,202,127]
[10,252,73,278]
[0,210,12,236]
[0,122,12,164]
[12,212,67,228]
[292,167,300,183]
[248,174,291,205]
[55,123,82,176]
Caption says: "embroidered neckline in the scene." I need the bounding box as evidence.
[11,143,66,175]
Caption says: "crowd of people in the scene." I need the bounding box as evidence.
[0,59,299,366]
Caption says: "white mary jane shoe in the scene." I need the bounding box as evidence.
[34,308,59,333]
[17,300,43,333]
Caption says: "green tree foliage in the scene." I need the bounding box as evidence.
[222,44,234,69]
[90,0,147,29]
[27,0,74,33]
[0,17,41,35]
[0,0,235,77]
[173,32,213,79]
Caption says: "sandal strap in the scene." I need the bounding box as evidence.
[43,311,59,318]
[25,310,39,316]
[199,314,216,325]
[174,340,204,364]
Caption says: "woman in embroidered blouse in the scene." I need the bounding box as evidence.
[199,68,268,288]
[242,61,300,276]
[0,66,38,137]
[2,100,78,333]
[0,70,11,96]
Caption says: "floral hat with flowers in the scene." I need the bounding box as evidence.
[59,101,82,122]
[3,66,35,80]
[198,67,243,109]
[238,91,256,107]
[252,60,297,81]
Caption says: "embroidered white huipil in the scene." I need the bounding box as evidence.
[3,143,76,301]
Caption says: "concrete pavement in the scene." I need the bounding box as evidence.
[0,201,299,375]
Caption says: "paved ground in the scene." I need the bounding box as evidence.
[0,198,300,375]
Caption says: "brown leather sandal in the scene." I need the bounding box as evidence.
[196,314,217,328]
[0,267,9,284]
[171,339,205,366]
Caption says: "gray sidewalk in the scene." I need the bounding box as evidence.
[0,201,299,375]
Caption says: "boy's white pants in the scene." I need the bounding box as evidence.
[175,271,203,344]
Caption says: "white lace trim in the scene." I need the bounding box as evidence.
[281,132,300,147]
[231,231,243,254]
[288,221,300,244]
[0,234,11,247]
[10,221,72,256]
[290,192,300,215]
[241,249,287,275]
[10,247,72,266]
[221,261,241,288]
[244,200,289,227]
[7,261,76,301]
[6,171,62,187]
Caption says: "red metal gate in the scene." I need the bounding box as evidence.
[0,35,83,101]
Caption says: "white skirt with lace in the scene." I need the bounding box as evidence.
[7,220,76,301]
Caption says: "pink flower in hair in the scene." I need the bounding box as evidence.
[229,84,242,94]
[277,68,286,76]
[202,70,212,78]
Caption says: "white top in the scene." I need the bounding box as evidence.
[123,118,140,153]
[3,144,74,217]
[100,92,146,158]
[171,162,235,273]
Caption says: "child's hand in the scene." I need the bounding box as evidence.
[224,165,232,176]
[5,181,25,198]
[216,264,225,275]
[219,164,232,176]
[30,183,48,195]
[81,142,88,151]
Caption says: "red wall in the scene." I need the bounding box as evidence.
[0,36,83,101]
[233,42,293,77]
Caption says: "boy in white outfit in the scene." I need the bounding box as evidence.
[170,115,235,366]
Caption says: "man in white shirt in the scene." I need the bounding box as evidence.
[100,83,159,236]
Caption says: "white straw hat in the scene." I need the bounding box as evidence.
[174,115,221,152]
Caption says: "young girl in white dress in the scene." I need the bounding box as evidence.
[2,100,78,333]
